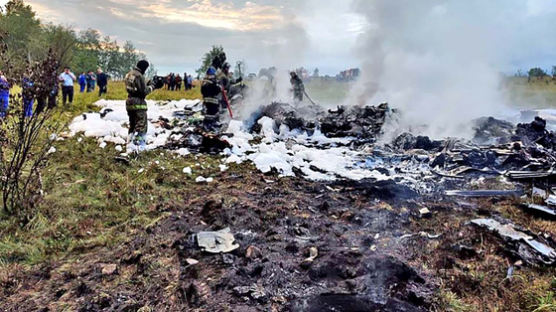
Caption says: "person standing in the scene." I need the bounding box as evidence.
[124,60,162,151]
[90,71,97,91]
[175,74,182,91]
[187,75,193,90]
[22,75,35,117]
[58,67,76,107]
[78,72,87,93]
[169,73,175,91]
[201,67,222,131]
[36,66,59,113]
[290,71,304,103]
[97,68,108,97]
[0,71,9,118]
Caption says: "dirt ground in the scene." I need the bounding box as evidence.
[1,162,554,312]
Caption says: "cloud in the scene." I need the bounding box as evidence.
[11,0,556,78]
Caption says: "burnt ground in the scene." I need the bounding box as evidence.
[1,165,555,312]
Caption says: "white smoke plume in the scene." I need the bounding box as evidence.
[348,0,536,140]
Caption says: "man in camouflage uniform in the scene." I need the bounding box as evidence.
[124,60,162,151]
[290,71,304,103]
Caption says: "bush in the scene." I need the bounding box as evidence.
[0,39,60,221]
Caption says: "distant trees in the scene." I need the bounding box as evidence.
[313,68,320,78]
[528,67,547,79]
[0,0,152,79]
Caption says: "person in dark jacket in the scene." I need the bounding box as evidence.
[124,60,163,151]
[36,65,59,113]
[201,67,222,131]
[22,76,35,117]
[175,74,182,91]
[97,68,108,97]
[290,71,304,103]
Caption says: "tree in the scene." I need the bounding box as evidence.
[551,66,556,78]
[72,29,102,73]
[197,45,224,77]
[42,24,76,69]
[0,0,43,74]
[313,68,319,78]
[528,67,547,80]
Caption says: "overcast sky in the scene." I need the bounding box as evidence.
[2,0,556,75]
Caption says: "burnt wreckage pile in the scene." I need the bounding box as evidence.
[251,102,392,142]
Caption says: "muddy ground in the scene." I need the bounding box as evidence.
[1,164,554,311]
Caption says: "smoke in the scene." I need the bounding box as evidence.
[347,0,534,139]
[235,5,310,122]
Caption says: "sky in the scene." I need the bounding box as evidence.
[1,0,556,76]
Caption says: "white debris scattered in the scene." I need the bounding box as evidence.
[99,141,107,149]
[66,99,427,186]
[183,167,192,175]
[47,146,56,154]
[138,168,145,174]
[77,137,83,143]
[174,148,190,156]
[115,145,123,152]
[69,99,200,150]
[196,176,214,183]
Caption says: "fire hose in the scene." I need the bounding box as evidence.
[221,87,234,118]
[303,90,318,107]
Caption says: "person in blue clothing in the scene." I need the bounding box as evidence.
[78,72,87,93]
[58,67,76,106]
[22,76,35,117]
[0,70,9,118]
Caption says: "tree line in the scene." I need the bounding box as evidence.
[0,0,155,80]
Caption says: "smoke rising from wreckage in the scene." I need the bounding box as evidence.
[40,96,555,310]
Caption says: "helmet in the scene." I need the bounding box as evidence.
[136,60,149,73]
[207,67,216,76]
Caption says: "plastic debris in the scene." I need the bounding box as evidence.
[196,227,239,254]
[445,190,522,197]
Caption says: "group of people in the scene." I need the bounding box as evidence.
[78,69,108,96]
[164,73,193,91]
[0,66,110,118]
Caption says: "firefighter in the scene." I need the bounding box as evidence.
[290,71,304,103]
[124,60,163,151]
[201,67,222,131]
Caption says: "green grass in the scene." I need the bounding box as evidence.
[305,79,352,105]
[504,77,556,109]
[0,81,206,266]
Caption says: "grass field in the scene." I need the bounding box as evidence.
[504,77,556,109]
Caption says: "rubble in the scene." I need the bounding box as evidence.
[472,116,515,145]
[470,218,556,266]
[320,103,392,140]
[521,204,556,219]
